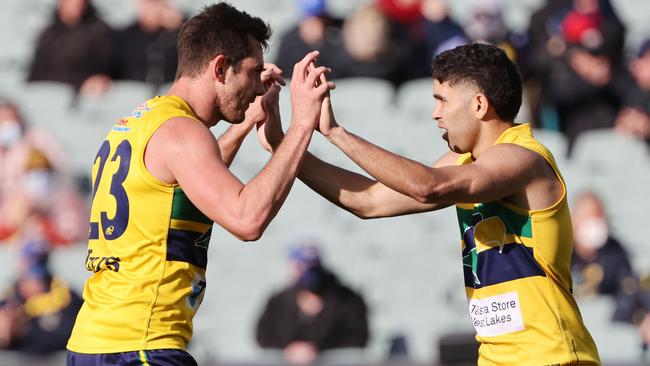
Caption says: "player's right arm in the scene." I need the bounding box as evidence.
[257,95,454,219]
[148,52,332,241]
[297,150,455,219]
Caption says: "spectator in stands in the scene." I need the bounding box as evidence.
[420,0,467,62]
[543,0,650,154]
[27,0,114,96]
[0,240,83,354]
[334,3,403,83]
[571,191,650,329]
[616,39,650,142]
[274,0,344,79]
[256,242,369,365]
[521,0,570,129]
[464,0,509,46]
[109,0,183,88]
[372,0,431,85]
[463,0,530,78]
[0,99,86,245]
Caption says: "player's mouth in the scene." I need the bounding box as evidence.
[439,127,448,141]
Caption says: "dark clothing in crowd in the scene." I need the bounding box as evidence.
[573,237,634,296]
[256,271,369,351]
[27,5,113,89]
[547,60,650,154]
[274,20,344,80]
[572,237,650,324]
[110,22,179,86]
[382,21,430,86]
[333,43,404,84]
[422,17,467,62]
[1,277,83,354]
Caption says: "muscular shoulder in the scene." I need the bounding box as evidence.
[479,143,562,209]
[145,116,219,184]
[477,143,551,180]
[152,117,216,153]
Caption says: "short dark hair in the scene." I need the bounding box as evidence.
[176,2,272,79]
[432,43,522,122]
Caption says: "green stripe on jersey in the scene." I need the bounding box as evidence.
[171,187,212,225]
[457,202,532,238]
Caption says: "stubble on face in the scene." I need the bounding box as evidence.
[221,40,265,125]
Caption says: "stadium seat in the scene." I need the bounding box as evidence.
[92,0,137,28]
[532,128,568,159]
[1,81,75,129]
[330,77,395,112]
[532,128,570,173]
[577,296,643,363]
[49,244,90,292]
[74,81,156,124]
[44,111,109,176]
[0,0,49,83]
[570,129,650,175]
[611,0,650,51]
[326,0,369,17]
[395,77,435,123]
[396,113,449,164]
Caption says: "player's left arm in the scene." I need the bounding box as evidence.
[217,63,285,167]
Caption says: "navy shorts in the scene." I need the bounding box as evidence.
[66,349,198,366]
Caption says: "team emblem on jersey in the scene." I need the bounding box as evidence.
[459,205,546,289]
[462,212,507,287]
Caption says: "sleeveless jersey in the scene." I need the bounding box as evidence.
[455,124,600,365]
[67,95,213,353]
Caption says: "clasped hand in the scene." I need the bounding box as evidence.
[257,51,339,152]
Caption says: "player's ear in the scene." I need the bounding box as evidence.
[474,93,489,120]
[211,55,228,84]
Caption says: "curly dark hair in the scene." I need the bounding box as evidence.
[176,2,272,79]
[432,43,522,122]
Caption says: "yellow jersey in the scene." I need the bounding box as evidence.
[455,124,600,365]
[67,96,213,353]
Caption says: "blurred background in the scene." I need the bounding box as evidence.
[1,0,650,365]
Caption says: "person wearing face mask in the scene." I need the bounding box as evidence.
[571,191,634,299]
[571,191,650,344]
[0,148,87,246]
[256,242,369,365]
[0,99,72,242]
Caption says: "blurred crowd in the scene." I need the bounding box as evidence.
[0,0,649,362]
[18,0,650,150]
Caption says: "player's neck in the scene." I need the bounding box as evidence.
[470,120,515,159]
[167,77,220,127]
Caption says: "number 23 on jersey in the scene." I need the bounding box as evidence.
[89,139,132,241]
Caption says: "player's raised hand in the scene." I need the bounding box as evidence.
[317,95,339,137]
[242,64,285,128]
[290,51,335,130]
[261,63,285,90]
[256,83,283,152]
